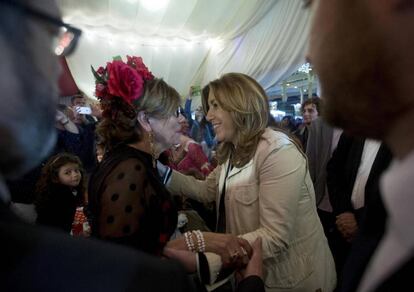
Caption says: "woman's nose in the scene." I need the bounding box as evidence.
[206,110,213,122]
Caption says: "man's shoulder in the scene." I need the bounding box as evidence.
[0,206,193,292]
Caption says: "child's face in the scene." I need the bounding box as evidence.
[58,163,82,188]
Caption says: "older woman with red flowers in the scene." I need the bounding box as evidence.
[87,56,183,256]
[88,58,261,292]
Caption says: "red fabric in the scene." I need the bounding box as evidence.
[168,142,213,177]
[71,207,90,237]
[58,57,79,96]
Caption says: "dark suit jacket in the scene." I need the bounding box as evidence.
[331,136,393,292]
[327,134,365,216]
[0,201,195,292]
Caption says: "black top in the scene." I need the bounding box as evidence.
[0,200,195,292]
[88,144,177,256]
[36,183,82,232]
[55,123,97,173]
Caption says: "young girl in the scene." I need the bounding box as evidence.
[35,153,85,233]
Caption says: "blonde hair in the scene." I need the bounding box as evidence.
[202,73,269,168]
[135,78,180,119]
[97,78,180,150]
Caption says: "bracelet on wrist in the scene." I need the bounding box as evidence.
[184,231,196,252]
[193,230,205,252]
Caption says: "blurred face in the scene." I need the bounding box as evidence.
[58,163,82,188]
[0,1,61,177]
[195,106,204,122]
[96,145,105,163]
[302,103,318,125]
[307,0,401,138]
[206,91,236,143]
[149,114,181,152]
[72,97,86,107]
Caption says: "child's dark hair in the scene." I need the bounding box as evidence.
[35,152,85,196]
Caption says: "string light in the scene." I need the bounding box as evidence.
[140,0,169,12]
[81,28,223,50]
[297,62,312,73]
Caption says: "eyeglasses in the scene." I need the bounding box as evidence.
[0,0,82,56]
[175,107,186,118]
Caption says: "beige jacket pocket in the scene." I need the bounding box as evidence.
[233,184,259,205]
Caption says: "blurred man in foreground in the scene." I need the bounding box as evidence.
[0,1,193,291]
[307,0,414,291]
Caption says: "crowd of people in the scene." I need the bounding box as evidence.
[1,0,413,291]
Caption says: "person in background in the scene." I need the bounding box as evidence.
[164,112,216,232]
[55,100,100,174]
[0,1,195,291]
[166,129,214,179]
[294,97,321,151]
[305,116,343,282]
[307,0,414,290]
[95,141,105,163]
[185,87,215,150]
[280,115,297,133]
[55,105,79,134]
[164,73,336,291]
[70,92,100,124]
[326,133,392,287]
[35,153,85,233]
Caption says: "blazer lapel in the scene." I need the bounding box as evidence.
[217,160,230,204]
[227,160,253,180]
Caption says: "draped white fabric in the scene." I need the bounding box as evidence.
[58,0,311,99]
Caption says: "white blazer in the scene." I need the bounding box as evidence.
[168,128,336,291]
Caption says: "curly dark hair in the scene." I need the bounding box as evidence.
[35,153,85,198]
[301,97,323,115]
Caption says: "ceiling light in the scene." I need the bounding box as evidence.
[140,0,169,11]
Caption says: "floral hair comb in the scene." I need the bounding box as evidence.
[91,55,154,105]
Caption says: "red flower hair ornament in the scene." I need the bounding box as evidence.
[91,55,154,105]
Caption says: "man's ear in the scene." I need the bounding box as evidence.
[137,111,152,132]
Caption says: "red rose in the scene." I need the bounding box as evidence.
[96,66,105,75]
[127,55,154,81]
[107,60,144,104]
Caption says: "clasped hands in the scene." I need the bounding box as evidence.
[165,232,253,270]
[336,212,359,242]
[204,232,253,269]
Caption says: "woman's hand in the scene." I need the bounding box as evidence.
[204,232,252,268]
[236,237,263,281]
[167,232,253,269]
[55,110,67,123]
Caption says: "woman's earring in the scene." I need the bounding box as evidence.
[148,131,156,168]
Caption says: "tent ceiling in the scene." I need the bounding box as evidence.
[57,0,311,99]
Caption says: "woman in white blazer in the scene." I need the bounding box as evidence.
[165,73,336,291]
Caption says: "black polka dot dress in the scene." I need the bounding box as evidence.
[88,145,177,256]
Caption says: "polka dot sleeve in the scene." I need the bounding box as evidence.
[98,158,148,238]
